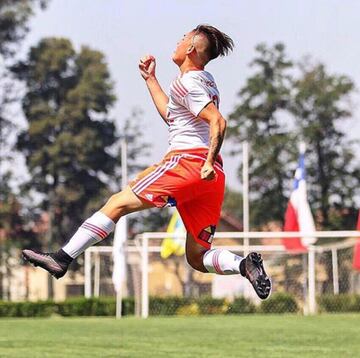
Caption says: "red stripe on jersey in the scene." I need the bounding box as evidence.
[176,79,188,94]
[172,81,186,97]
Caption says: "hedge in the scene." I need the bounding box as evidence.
[259,292,299,314]
[0,297,134,318]
[0,296,253,317]
[149,296,192,315]
[226,297,256,314]
[196,297,227,315]
[0,300,54,317]
[56,297,135,316]
[318,294,360,313]
[9,293,358,317]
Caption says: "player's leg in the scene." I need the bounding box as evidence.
[180,197,272,300]
[185,230,244,275]
[100,185,154,222]
[184,232,208,272]
[185,230,271,299]
[22,186,153,278]
[60,186,153,258]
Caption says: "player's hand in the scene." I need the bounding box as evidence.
[139,55,156,80]
[201,161,216,181]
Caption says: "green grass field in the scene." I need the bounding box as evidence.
[1,314,359,357]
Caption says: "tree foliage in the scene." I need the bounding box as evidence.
[13,37,118,244]
[222,187,243,222]
[228,44,359,229]
[227,43,295,227]
[0,0,49,296]
[0,172,42,299]
[291,62,360,228]
[0,172,39,248]
[0,0,48,168]
[120,108,151,177]
[0,0,48,58]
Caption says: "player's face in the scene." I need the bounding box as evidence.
[172,31,194,66]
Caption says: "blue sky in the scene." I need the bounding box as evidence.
[21,0,360,189]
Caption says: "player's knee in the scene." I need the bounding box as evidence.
[107,192,123,207]
[186,250,207,273]
[104,192,129,216]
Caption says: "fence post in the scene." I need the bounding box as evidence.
[84,249,91,298]
[141,234,149,318]
[302,253,308,315]
[308,246,316,314]
[94,252,100,297]
[332,248,339,295]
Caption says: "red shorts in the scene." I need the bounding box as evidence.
[129,148,225,249]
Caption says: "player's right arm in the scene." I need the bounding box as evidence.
[139,55,169,122]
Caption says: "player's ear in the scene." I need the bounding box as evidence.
[186,45,195,55]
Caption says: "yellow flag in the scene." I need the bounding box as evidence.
[160,210,186,259]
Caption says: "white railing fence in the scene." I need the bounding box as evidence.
[84,231,360,318]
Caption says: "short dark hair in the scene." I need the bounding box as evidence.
[193,24,234,62]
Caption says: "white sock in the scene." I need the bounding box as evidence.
[203,249,243,275]
[63,211,115,258]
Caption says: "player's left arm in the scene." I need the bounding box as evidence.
[198,102,227,181]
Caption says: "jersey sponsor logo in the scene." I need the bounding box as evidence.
[198,225,216,244]
[200,78,216,88]
[145,193,154,201]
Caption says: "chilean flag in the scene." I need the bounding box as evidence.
[352,211,360,271]
[283,143,316,252]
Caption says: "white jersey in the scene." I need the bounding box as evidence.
[166,70,220,152]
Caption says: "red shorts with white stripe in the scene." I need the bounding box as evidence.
[129,148,225,249]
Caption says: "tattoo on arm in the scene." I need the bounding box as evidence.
[207,120,225,164]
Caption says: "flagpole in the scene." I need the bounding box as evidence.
[242,141,251,298]
[114,139,128,319]
[242,141,250,256]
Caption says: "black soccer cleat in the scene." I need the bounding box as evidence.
[240,252,271,300]
[22,249,71,279]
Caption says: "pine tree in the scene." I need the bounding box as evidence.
[0,0,48,174]
[0,0,48,58]
[13,38,118,248]
[0,0,49,299]
[227,43,295,227]
[291,62,360,229]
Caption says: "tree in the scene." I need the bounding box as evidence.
[13,38,118,250]
[227,43,295,227]
[0,172,42,299]
[0,0,49,299]
[0,0,49,163]
[222,187,243,223]
[291,62,360,229]
[0,0,48,58]
[0,67,16,172]
[120,108,151,177]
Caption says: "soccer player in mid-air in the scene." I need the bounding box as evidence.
[23,25,271,299]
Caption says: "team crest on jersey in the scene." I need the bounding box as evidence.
[198,225,216,244]
[161,196,177,207]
